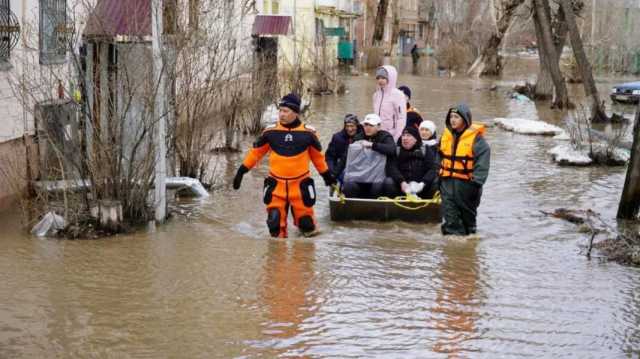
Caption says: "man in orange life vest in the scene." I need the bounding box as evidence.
[438,104,490,235]
[232,93,336,238]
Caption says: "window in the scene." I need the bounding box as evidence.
[272,0,279,14]
[1,0,15,65]
[39,0,67,65]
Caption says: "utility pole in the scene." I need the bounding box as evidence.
[152,0,167,223]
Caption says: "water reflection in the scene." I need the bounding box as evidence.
[431,239,481,357]
[260,240,317,345]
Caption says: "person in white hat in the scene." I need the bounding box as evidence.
[419,120,438,156]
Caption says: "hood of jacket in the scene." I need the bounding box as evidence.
[445,103,472,133]
[377,65,399,91]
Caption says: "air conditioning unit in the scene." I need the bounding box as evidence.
[34,99,82,180]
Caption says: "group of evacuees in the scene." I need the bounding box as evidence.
[233,65,490,238]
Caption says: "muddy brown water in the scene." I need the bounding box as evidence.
[2,58,640,358]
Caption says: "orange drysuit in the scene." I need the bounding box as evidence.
[242,118,329,238]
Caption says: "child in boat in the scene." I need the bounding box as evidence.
[398,85,423,129]
[419,120,438,156]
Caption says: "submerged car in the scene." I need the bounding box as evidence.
[611,81,640,104]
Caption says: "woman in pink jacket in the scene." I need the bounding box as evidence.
[372,65,407,142]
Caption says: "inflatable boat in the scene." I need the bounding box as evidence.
[329,193,442,223]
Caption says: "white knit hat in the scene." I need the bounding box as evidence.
[419,120,436,133]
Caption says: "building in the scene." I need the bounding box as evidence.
[0,0,77,209]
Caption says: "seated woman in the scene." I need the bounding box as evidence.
[386,126,437,199]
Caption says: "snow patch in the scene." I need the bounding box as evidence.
[548,145,593,166]
[495,117,564,136]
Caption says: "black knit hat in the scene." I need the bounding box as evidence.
[344,113,359,125]
[398,85,411,99]
[279,93,301,113]
[402,126,422,145]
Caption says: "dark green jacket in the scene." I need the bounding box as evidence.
[437,103,490,187]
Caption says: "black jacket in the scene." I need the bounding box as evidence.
[388,143,437,185]
[354,130,396,156]
[326,127,362,177]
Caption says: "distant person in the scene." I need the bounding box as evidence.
[419,120,438,156]
[325,114,363,183]
[387,126,437,199]
[373,65,407,142]
[411,44,420,66]
[342,114,396,199]
[398,85,423,129]
[438,104,490,236]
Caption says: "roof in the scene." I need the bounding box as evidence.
[84,0,151,38]
[252,15,291,36]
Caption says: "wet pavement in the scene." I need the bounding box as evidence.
[1,57,640,358]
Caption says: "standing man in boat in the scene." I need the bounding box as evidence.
[438,104,490,236]
[373,65,407,142]
[232,93,336,238]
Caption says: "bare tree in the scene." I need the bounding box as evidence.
[618,102,640,219]
[533,0,571,108]
[559,0,608,122]
[533,2,569,99]
[468,0,526,77]
[372,0,389,46]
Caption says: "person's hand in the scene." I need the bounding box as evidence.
[321,171,337,187]
[233,165,249,190]
[401,181,410,194]
[361,140,373,149]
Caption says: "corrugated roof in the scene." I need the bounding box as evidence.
[84,0,151,38]
[252,15,291,36]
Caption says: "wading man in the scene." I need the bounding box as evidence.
[438,104,490,235]
[233,93,336,238]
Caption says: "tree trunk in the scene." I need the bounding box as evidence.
[617,103,640,219]
[467,0,525,77]
[534,4,569,99]
[372,0,389,46]
[559,0,608,122]
[388,0,400,56]
[533,0,571,109]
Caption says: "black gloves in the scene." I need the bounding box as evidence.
[233,165,249,190]
[320,171,337,187]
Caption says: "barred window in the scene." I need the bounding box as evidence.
[39,0,67,65]
[1,0,12,63]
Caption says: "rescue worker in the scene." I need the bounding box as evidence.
[342,114,396,199]
[387,126,437,199]
[325,114,363,183]
[438,104,490,236]
[398,85,424,129]
[232,93,336,238]
[373,65,407,142]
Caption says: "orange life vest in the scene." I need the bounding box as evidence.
[439,124,485,181]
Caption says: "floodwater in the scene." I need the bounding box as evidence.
[1,58,640,358]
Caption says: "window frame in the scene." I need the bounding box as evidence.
[1,0,12,65]
[39,0,68,65]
